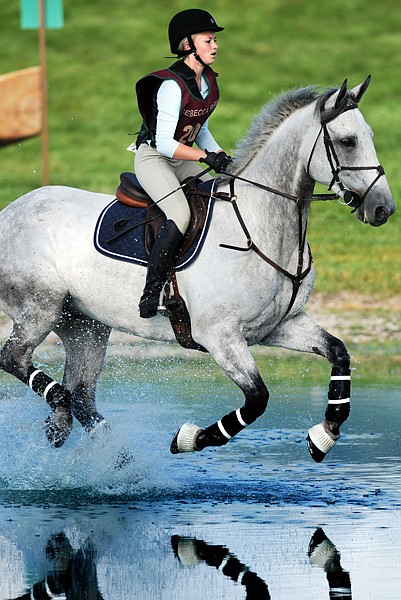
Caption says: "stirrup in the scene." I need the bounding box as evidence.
[156,285,171,317]
[157,284,182,318]
[158,297,183,318]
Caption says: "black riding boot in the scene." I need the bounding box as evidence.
[139,220,183,318]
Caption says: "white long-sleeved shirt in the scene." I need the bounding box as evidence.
[155,75,221,158]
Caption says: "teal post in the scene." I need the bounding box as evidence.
[20,0,64,30]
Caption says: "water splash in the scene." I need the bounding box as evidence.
[0,377,400,508]
[0,385,177,497]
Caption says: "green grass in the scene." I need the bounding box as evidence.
[1,0,400,296]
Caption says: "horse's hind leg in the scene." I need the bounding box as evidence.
[0,317,73,448]
[55,307,111,433]
[57,307,134,469]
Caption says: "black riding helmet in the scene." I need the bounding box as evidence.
[168,8,224,55]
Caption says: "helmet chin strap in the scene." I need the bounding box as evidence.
[186,36,208,67]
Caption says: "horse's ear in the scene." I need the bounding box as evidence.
[323,79,348,112]
[334,79,348,108]
[350,75,371,103]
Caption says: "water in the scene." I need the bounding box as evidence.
[0,355,400,599]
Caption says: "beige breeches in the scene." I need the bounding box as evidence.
[134,144,212,234]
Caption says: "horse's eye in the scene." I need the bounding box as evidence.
[340,137,356,148]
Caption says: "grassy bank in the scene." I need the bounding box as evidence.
[1,0,400,296]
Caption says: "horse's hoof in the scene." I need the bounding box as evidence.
[170,433,179,454]
[307,435,326,463]
[170,423,201,453]
[307,423,338,463]
[45,414,72,448]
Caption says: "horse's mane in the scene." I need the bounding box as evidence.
[230,86,336,174]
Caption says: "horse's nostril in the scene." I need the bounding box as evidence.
[375,206,388,222]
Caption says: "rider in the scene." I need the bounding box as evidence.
[134,8,230,318]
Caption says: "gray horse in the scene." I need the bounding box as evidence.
[0,78,395,463]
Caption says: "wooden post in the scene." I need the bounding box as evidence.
[39,0,49,185]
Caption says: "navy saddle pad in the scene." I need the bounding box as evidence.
[94,179,216,271]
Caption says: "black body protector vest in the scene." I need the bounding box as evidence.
[135,61,219,149]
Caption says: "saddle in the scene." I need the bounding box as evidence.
[115,172,210,352]
[116,172,208,257]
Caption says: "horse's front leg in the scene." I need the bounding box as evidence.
[171,330,269,453]
[263,310,351,462]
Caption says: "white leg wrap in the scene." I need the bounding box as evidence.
[217,419,231,440]
[236,408,248,427]
[43,381,57,400]
[175,423,201,452]
[28,369,41,389]
[308,422,337,454]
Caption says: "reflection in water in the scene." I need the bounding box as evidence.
[308,528,352,599]
[171,530,352,600]
[171,535,271,599]
[8,532,104,600]
[4,528,352,600]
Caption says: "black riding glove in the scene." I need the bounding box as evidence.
[200,150,231,173]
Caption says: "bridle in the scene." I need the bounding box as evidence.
[217,93,386,317]
[306,100,385,212]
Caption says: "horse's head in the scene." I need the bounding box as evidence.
[308,77,396,227]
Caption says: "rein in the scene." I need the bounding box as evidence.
[219,172,338,204]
